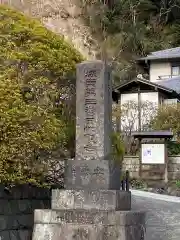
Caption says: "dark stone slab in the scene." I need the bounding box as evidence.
[0,230,31,240]
[64,159,121,190]
[52,189,131,211]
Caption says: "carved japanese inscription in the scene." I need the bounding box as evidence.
[83,68,100,159]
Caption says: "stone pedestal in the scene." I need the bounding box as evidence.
[52,189,131,211]
[32,61,146,240]
[33,209,145,240]
[65,159,121,190]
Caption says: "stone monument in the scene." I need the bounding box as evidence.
[32,61,146,240]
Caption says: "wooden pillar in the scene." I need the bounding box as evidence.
[116,98,121,132]
[164,139,168,183]
[138,87,141,131]
[139,138,142,179]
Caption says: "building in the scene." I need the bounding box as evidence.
[113,47,180,131]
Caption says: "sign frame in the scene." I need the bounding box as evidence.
[141,143,165,165]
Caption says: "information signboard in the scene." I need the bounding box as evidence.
[141,143,165,164]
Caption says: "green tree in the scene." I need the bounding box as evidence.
[80,0,180,83]
[0,5,83,186]
[151,104,180,155]
[151,104,180,139]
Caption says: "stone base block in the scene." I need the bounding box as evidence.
[32,210,146,240]
[52,189,131,211]
[65,159,121,190]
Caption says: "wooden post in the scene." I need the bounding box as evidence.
[138,87,141,131]
[164,140,168,183]
[139,138,142,179]
[121,179,125,190]
[125,170,130,191]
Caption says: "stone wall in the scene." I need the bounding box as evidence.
[0,185,51,240]
[123,155,180,181]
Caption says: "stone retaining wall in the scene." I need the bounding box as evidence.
[0,185,51,240]
[123,155,180,180]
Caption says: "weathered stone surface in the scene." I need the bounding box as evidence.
[76,61,112,161]
[106,225,145,240]
[34,209,145,226]
[32,211,145,240]
[32,60,145,240]
[33,223,104,240]
[52,189,131,210]
[64,159,121,190]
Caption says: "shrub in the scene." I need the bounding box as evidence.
[111,132,125,165]
[151,104,180,155]
[0,5,83,186]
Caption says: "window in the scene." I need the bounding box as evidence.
[171,65,180,76]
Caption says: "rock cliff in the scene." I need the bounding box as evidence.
[0,0,97,59]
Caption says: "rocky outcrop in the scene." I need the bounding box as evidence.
[0,0,98,59]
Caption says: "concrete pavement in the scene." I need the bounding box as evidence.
[131,190,180,240]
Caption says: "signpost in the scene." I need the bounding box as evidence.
[133,131,173,182]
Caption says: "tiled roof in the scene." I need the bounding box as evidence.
[154,76,180,94]
[139,47,180,61]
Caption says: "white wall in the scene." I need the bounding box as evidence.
[121,93,138,131]
[150,62,171,82]
[120,92,158,131]
[141,92,158,129]
[140,92,158,103]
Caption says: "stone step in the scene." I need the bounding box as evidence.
[32,210,145,240]
[52,189,131,211]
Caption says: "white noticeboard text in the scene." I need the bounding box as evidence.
[141,144,165,164]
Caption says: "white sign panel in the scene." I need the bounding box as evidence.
[141,144,165,164]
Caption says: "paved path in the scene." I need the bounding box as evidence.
[131,190,180,240]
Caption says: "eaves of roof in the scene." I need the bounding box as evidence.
[113,78,173,93]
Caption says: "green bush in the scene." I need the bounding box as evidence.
[0,5,83,186]
[111,132,125,165]
[167,142,180,155]
[151,104,180,155]
[130,178,146,189]
[175,180,180,189]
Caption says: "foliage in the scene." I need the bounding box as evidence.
[113,100,156,155]
[130,178,147,189]
[80,0,180,83]
[167,141,180,155]
[151,104,180,138]
[151,104,180,155]
[111,132,125,165]
[175,180,180,189]
[0,5,83,186]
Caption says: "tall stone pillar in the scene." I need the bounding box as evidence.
[32,61,146,240]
